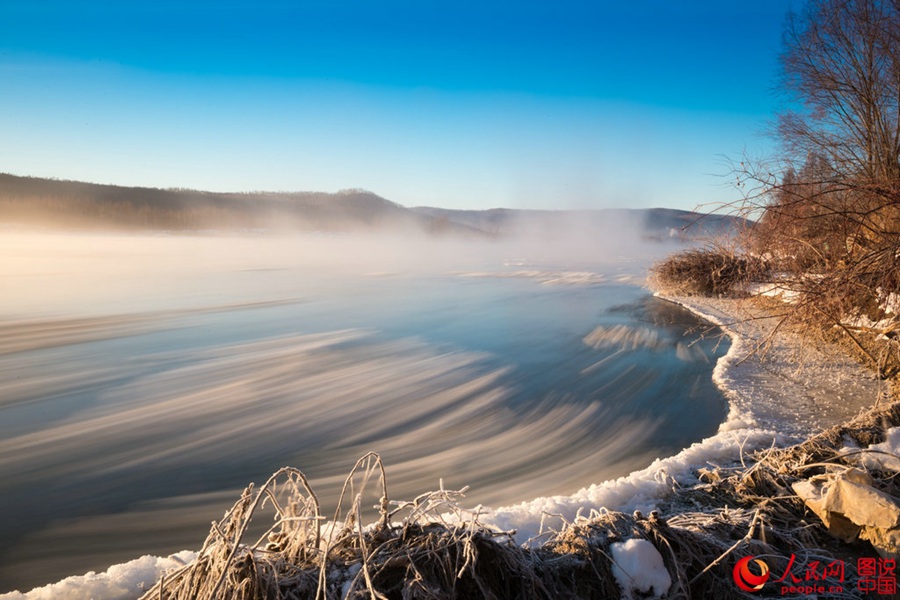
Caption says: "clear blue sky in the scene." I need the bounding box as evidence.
[0,1,795,210]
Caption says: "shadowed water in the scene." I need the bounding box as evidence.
[0,232,728,592]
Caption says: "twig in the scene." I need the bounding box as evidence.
[688,509,763,586]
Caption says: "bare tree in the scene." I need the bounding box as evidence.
[731,0,900,375]
[780,0,900,181]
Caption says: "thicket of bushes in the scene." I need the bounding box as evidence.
[649,248,766,297]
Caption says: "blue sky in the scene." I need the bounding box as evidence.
[0,1,794,210]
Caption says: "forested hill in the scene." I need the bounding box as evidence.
[0,173,745,239]
[0,173,454,234]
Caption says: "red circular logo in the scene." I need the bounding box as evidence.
[733,556,770,592]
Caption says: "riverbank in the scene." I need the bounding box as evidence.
[661,294,888,435]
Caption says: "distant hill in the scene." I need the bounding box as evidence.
[0,173,746,239]
[410,206,747,240]
[0,173,461,234]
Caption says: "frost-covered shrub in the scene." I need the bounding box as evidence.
[650,247,764,297]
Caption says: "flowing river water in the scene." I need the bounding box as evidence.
[0,231,729,592]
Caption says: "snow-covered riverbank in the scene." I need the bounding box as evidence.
[665,294,887,434]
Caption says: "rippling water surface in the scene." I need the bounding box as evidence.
[0,232,728,592]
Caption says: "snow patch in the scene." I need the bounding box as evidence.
[610,538,671,600]
[746,281,802,303]
[878,287,900,316]
[844,426,900,473]
[0,551,196,600]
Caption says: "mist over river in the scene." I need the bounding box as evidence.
[0,231,729,592]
